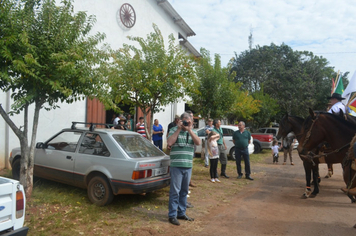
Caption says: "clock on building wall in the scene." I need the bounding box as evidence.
[117,3,136,28]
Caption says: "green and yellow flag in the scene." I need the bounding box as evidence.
[333,74,344,95]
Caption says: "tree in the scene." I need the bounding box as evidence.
[0,0,111,197]
[248,89,279,128]
[190,49,234,120]
[190,48,259,122]
[107,24,197,140]
[231,43,340,121]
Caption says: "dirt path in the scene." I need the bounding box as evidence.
[192,152,356,235]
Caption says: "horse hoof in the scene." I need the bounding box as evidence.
[324,175,330,178]
[301,194,308,199]
[309,194,317,198]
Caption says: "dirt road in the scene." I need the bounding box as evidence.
[193,152,356,236]
[154,150,356,236]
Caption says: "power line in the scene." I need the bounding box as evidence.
[217,51,356,56]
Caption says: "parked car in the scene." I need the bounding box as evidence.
[257,127,298,149]
[9,122,170,206]
[194,125,254,159]
[250,133,274,154]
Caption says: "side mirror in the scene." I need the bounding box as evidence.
[36,142,45,149]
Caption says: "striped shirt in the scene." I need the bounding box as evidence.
[168,126,196,168]
[136,123,146,138]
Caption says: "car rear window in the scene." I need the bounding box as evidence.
[113,134,165,158]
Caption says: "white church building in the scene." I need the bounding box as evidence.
[0,0,200,169]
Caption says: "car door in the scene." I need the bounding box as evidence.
[221,127,235,151]
[34,131,83,184]
[266,128,277,137]
[195,128,206,154]
[74,133,111,185]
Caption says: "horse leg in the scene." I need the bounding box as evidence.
[311,164,321,185]
[310,165,320,197]
[325,163,333,178]
[347,194,356,203]
[302,160,312,198]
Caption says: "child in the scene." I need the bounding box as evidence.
[207,131,221,183]
[271,140,280,164]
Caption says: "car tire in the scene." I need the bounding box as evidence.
[12,158,21,180]
[229,148,236,160]
[87,175,114,206]
[253,142,261,154]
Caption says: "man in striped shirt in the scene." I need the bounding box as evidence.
[136,117,146,138]
[167,112,201,226]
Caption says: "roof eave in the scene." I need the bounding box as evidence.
[156,0,196,37]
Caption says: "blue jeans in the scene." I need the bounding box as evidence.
[235,147,251,176]
[168,167,192,218]
[154,139,162,150]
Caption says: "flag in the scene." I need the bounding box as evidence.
[343,70,356,98]
[333,74,344,95]
[349,96,356,113]
[331,78,335,95]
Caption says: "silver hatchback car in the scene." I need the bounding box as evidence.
[10,122,170,206]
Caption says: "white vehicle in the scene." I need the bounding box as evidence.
[0,176,28,235]
[195,125,255,159]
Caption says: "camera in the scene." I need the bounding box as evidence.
[182,120,189,126]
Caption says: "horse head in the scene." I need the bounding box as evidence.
[276,113,305,141]
[276,113,291,140]
[298,109,330,155]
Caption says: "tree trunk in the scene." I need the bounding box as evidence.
[142,108,153,141]
[0,101,42,199]
[24,101,41,198]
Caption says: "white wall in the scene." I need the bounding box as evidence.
[0,96,86,168]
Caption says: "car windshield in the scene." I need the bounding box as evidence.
[113,134,165,158]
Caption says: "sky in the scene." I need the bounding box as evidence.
[169,0,356,79]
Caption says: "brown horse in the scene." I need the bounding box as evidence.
[277,114,325,198]
[297,109,356,202]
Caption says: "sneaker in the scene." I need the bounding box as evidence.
[210,178,215,183]
[291,162,294,165]
[187,194,190,198]
[215,178,221,183]
[237,175,243,179]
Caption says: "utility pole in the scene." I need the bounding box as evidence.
[248,26,253,50]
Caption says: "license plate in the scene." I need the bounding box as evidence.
[154,166,168,176]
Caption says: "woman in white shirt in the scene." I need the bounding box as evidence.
[207,131,221,183]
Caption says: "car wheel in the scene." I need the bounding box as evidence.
[12,158,21,180]
[229,148,236,160]
[253,142,261,154]
[87,175,114,206]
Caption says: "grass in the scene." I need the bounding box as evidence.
[0,150,269,235]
